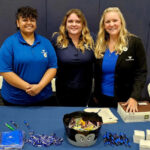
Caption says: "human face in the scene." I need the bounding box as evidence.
[66,13,83,37]
[104,11,121,37]
[17,16,37,35]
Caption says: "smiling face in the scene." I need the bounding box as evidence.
[66,13,83,37]
[17,16,37,35]
[104,11,121,38]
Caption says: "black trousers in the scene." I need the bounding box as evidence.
[56,85,92,107]
[90,94,118,108]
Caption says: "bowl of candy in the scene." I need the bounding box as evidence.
[63,111,103,147]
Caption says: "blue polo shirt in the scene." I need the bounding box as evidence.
[0,31,57,104]
[101,49,118,96]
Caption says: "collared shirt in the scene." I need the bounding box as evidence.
[0,31,57,104]
[51,34,94,89]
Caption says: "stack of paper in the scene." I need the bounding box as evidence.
[84,108,118,124]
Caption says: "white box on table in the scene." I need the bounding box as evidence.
[133,130,145,144]
[140,139,150,150]
[146,130,150,140]
[117,101,150,123]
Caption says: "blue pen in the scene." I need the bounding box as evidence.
[24,120,30,129]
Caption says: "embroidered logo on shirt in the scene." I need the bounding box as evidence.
[125,56,134,61]
[41,50,47,58]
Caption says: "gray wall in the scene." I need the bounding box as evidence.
[0,0,150,99]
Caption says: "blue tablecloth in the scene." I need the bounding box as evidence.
[0,106,149,150]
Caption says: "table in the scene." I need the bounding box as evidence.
[0,106,149,150]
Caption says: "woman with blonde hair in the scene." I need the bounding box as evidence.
[93,7,147,112]
[51,9,94,106]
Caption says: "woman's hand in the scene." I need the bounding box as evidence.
[123,98,138,112]
[26,84,42,96]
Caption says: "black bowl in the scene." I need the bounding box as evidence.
[63,111,103,147]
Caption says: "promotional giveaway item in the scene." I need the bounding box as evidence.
[0,130,24,149]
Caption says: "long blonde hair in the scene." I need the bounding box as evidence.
[53,9,94,52]
[95,7,131,58]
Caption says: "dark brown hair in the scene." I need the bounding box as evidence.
[16,6,38,20]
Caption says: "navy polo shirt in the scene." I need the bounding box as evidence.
[101,49,119,96]
[51,35,95,89]
[0,31,57,104]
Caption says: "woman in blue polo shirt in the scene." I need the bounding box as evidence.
[0,6,57,105]
[93,7,147,112]
[51,9,95,106]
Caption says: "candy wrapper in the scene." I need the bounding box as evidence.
[69,117,101,131]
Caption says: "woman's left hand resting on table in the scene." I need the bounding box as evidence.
[123,98,138,112]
